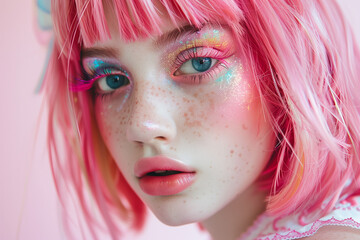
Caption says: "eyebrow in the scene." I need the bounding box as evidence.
[81,46,119,59]
[81,24,203,59]
[154,24,202,46]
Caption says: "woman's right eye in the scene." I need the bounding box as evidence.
[96,74,130,93]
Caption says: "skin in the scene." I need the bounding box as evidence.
[81,6,360,240]
[304,226,360,240]
[82,7,276,239]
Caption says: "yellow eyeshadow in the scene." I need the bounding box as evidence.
[168,38,229,61]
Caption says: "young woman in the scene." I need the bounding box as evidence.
[42,0,360,239]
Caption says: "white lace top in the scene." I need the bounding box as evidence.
[238,197,360,240]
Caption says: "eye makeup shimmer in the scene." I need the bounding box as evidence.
[165,28,232,67]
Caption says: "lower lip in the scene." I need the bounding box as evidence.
[138,173,195,196]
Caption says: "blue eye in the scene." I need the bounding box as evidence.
[106,75,128,89]
[97,74,130,92]
[191,57,212,72]
[175,56,216,76]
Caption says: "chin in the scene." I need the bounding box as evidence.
[156,215,197,227]
[149,206,205,226]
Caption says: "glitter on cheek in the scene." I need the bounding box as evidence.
[211,62,256,111]
[116,88,131,112]
[215,68,234,84]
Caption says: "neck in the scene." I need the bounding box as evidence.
[201,185,267,240]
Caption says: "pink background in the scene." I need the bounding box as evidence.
[1,1,359,239]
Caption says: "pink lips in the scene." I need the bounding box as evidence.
[134,156,196,196]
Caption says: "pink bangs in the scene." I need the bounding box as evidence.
[52,0,244,53]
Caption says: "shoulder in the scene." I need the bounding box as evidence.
[301,225,360,240]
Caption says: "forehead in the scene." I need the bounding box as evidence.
[76,0,244,47]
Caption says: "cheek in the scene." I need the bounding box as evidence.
[94,97,127,150]
[94,98,140,187]
[198,77,260,138]
[192,72,273,178]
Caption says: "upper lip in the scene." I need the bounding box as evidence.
[134,156,195,178]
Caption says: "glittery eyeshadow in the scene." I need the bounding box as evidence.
[164,27,232,71]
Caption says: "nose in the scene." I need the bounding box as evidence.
[126,82,177,146]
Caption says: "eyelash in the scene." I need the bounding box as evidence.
[74,66,130,100]
[76,46,233,99]
[171,47,232,84]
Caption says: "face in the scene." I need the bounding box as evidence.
[80,16,276,226]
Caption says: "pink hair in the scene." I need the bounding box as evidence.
[44,0,360,238]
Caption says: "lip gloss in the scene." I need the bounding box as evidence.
[135,156,196,196]
[139,173,195,196]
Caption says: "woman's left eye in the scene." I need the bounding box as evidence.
[174,57,218,76]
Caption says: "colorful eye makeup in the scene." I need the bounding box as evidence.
[74,58,131,99]
[170,46,233,84]
[165,27,235,84]
[77,26,237,98]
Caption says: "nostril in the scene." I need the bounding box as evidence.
[155,136,167,141]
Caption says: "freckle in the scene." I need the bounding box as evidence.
[225,125,228,128]
[230,150,234,154]
[184,113,188,117]
[238,153,242,158]
[242,124,248,130]
[246,161,249,165]
[183,200,187,203]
